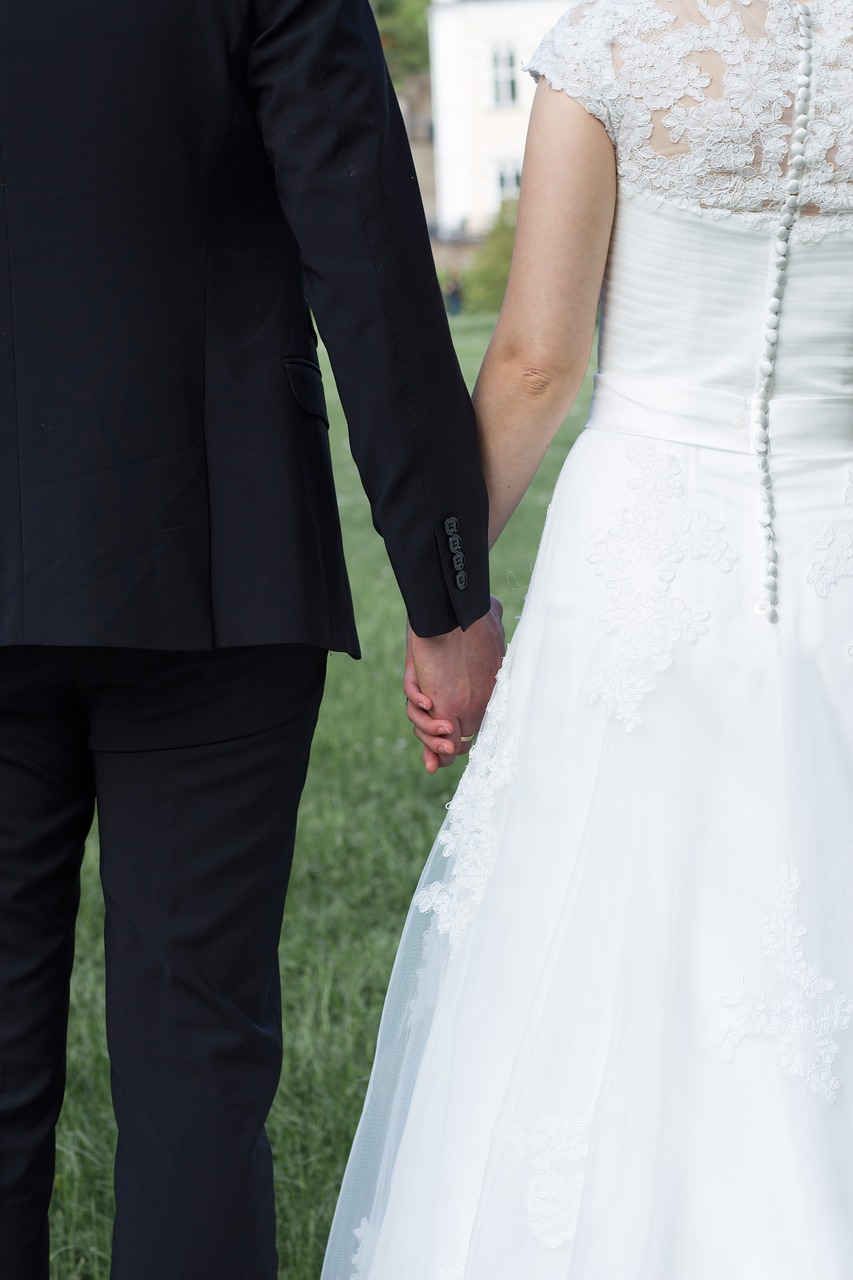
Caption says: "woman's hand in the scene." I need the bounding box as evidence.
[404,596,505,773]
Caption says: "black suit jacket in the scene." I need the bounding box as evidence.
[0,0,490,653]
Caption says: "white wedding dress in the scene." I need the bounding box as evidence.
[321,2,853,1276]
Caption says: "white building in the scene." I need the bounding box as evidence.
[429,0,565,239]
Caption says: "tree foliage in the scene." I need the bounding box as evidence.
[370,0,430,83]
[463,202,517,313]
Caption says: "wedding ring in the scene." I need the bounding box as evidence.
[460,733,475,743]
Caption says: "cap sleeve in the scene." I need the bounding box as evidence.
[524,1,619,143]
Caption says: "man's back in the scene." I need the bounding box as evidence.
[0,6,496,1279]
[0,0,488,649]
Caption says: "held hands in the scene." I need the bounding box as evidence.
[404,596,505,774]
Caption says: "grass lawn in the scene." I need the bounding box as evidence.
[50,313,594,1279]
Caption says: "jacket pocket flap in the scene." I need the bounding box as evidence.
[282,359,329,426]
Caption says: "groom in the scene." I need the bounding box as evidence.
[0,1,503,1277]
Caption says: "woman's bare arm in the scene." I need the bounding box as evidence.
[405,82,617,768]
[475,80,617,548]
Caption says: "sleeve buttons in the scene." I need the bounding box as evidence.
[444,517,468,590]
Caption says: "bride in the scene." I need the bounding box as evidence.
[323,0,853,1274]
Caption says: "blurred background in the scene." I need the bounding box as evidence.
[378,0,564,304]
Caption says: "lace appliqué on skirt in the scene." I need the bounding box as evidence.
[806,473,853,599]
[350,1218,369,1279]
[414,663,518,954]
[844,469,853,508]
[582,442,737,732]
[808,525,853,598]
[715,864,853,1102]
[505,1106,595,1252]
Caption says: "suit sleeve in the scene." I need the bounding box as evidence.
[246,0,490,636]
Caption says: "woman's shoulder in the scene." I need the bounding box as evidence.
[526,0,674,88]
[525,0,655,138]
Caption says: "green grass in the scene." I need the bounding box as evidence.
[50,313,594,1278]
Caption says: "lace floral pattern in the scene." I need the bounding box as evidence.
[808,525,853,597]
[526,0,853,240]
[715,865,853,1102]
[350,1218,369,1279]
[505,1106,595,1251]
[807,472,853,597]
[414,663,518,954]
[806,471,853,597]
[582,442,737,732]
[844,469,853,507]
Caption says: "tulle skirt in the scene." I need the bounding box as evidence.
[321,376,853,1280]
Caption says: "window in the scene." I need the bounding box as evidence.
[492,46,517,108]
[497,161,522,200]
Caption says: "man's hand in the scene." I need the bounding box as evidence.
[404,597,505,774]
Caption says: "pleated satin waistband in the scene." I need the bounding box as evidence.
[585,373,853,457]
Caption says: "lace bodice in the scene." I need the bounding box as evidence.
[527,0,853,239]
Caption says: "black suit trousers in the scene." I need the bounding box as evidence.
[0,643,327,1280]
